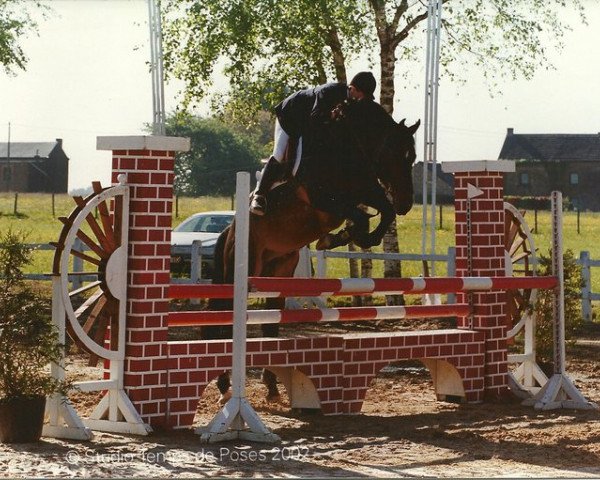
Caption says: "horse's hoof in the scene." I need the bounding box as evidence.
[353,238,371,249]
[315,236,331,250]
[218,390,232,405]
[266,393,282,404]
[353,233,380,249]
[250,195,267,216]
[317,231,350,250]
[250,206,266,216]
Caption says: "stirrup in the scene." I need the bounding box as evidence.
[250,194,267,216]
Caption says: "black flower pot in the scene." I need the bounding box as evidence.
[0,396,46,443]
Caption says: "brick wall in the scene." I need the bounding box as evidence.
[166,330,485,428]
[445,161,516,399]
[100,136,189,427]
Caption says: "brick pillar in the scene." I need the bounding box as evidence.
[442,160,515,399]
[98,135,190,427]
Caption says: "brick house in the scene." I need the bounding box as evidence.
[0,139,69,193]
[499,128,600,210]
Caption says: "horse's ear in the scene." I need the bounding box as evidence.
[399,118,406,127]
[408,119,421,135]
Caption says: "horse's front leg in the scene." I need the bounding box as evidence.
[350,188,395,249]
[366,189,396,246]
[315,228,352,250]
[315,204,371,250]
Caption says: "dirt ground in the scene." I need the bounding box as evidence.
[1,324,599,478]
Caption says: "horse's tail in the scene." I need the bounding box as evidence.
[205,225,233,339]
[211,224,229,286]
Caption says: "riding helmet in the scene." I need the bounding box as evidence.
[350,71,376,99]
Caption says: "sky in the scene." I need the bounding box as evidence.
[0,0,599,191]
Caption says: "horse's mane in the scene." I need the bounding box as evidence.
[337,100,399,162]
[295,99,402,197]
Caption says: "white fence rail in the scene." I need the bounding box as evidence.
[20,239,96,288]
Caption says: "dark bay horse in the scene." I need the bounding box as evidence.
[208,102,420,402]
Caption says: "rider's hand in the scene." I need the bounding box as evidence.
[331,104,344,121]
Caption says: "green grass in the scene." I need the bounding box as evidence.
[2,192,600,296]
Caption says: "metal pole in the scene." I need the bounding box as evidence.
[422,0,442,275]
[421,2,433,261]
[147,0,166,135]
[429,0,442,275]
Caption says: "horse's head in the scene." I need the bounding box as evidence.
[376,118,420,215]
[337,101,420,216]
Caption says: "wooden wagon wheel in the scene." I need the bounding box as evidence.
[504,202,538,339]
[52,177,129,366]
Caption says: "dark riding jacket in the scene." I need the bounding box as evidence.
[274,82,349,138]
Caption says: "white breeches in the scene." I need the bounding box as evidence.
[273,119,302,176]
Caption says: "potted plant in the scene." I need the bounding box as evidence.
[0,229,68,443]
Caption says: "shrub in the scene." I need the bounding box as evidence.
[0,229,68,400]
[533,249,583,364]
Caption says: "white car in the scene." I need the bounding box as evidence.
[170,211,235,277]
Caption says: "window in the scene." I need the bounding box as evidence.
[570,172,579,185]
[519,172,529,186]
[174,213,234,233]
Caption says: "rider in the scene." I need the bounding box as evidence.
[249,71,377,216]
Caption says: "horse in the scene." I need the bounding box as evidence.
[206,100,420,403]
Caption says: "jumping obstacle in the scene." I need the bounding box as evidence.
[169,275,558,299]
[44,137,596,442]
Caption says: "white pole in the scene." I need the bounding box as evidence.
[523,190,597,410]
[551,191,566,375]
[198,172,280,442]
[231,172,251,399]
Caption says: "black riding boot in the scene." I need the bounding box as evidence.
[250,156,286,216]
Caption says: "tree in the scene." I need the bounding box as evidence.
[162,0,372,112]
[162,0,585,115]
[0,0,49,74]
[165,113,266,197]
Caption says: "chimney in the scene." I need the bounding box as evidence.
[507,128,514,136]
[56,138,63,146]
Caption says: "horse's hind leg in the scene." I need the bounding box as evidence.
[261,369,280,402]
[203,325,233,404]
[259,297,284,403]
[216,372,232,404]
[205,227,235,404]
[260,251,300,403]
